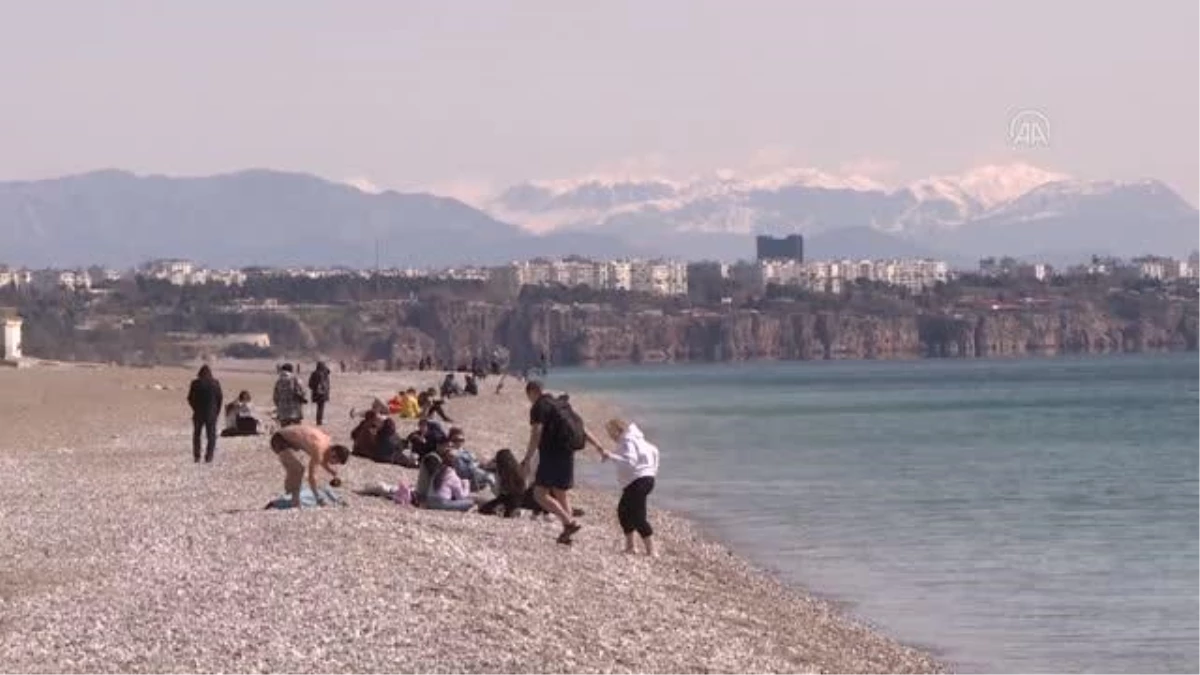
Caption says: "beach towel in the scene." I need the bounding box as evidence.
[264,485,345,510]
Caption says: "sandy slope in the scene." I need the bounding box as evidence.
[0,364,942,673]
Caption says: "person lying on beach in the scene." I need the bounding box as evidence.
[349,398,390,420]
[269,424,351,509]
[599,418,661,556]
[349,410,415,467]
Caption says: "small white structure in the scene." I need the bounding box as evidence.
[2,315,22,363]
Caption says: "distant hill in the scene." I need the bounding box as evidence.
[2,165,1196,269]
[0,170,637,268]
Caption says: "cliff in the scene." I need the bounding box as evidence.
[331,296,1198,368]
[14,286,1198,367]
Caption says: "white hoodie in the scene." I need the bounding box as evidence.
[610,423,660,488]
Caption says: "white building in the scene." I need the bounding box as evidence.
[1,312,21,363]
[31,269,91,292]
[736,257,948,294]
[491,257,687,296]
[630,260,688,296]
[1135,256,1198,284]
[0,268,31,289]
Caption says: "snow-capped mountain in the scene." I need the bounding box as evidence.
[486,163,1198,262]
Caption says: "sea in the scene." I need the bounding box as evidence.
[548,353,1199,673]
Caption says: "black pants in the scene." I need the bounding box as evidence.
[617,476,655,537]
[314,400,327,425]
[192,416,218,462]
[427,401,451,422]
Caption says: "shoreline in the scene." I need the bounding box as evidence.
[0,363,944,673]
[565,388,952,670]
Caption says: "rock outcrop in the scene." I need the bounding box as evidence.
[334,296,1197,368]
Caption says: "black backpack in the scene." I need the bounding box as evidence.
[553,394,587,451]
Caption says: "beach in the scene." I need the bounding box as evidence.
[0,364,942,674]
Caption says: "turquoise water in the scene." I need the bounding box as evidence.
[550,354,1199,673]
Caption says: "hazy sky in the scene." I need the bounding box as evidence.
[2,0,1196,203]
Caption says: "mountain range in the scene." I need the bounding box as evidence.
[488,164,1199,266]
[0,164,1195,269]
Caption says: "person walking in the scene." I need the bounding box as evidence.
[273,363,307,427]
[186,365,224,463]
[519,380,604,545]
[599,418,661,556]
[307,361,331,425]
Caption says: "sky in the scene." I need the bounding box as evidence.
[1,0,1196,204]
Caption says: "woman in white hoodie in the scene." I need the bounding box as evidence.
[601,418,661,556]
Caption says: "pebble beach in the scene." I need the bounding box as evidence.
[0,363,943,674]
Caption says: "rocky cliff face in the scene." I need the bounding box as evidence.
[350,297,1196,368]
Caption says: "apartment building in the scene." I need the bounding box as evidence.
[492,258,687,296]
[734,257,949,294]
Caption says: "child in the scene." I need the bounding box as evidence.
[600,418,661,556]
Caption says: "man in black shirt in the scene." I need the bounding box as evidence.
[520,380,602,544]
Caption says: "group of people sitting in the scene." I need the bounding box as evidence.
[259,371,661,555]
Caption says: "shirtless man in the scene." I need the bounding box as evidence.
[269,424,351,508]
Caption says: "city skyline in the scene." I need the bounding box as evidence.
[1,0,1195,206]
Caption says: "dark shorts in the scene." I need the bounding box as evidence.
[534,451,574,490]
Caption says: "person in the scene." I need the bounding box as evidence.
[417,388,453,422]
[273,364,307,427]
[478,448,534,518]
[351,410,418,468]
[269,424,351,509]
[308,361,331,425]
[446,427,495,493]
[440,373,462,399]
[464,373,479,396]
[520,380,604,544]
[599,418,661,556]
[186,365,223,463]
[221,390,260,437]
[350,409,384,459]
[414,451,474,511]
[538,350,549,376]
[406,417,447,459]
[389,388,421,418]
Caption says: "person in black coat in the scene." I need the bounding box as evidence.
[187,365,224,463]
[308,361,331,425]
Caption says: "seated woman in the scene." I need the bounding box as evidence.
[446,427,494,493]
[478,449,529,518]
[414,451,474,512]
[221,390,260,437]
